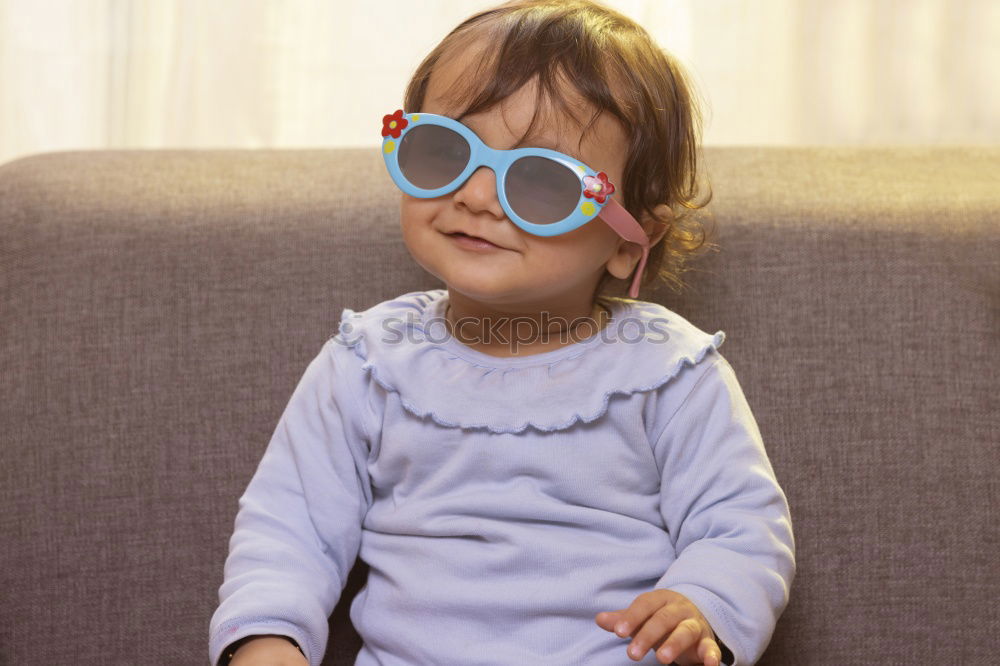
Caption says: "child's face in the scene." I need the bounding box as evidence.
[399,49,643,311]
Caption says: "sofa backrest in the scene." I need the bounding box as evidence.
[1,147,996,664]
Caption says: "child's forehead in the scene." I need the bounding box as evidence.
[426,99,582,151]
[426,73,619,161]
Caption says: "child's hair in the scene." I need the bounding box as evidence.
[402,0,717,298]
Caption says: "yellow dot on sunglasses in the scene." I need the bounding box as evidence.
[383,141,396,154]
[412,114,420,121]
[581,202,596,216]
[390,121,397,129]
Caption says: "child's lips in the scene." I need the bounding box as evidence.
[446,231,507,251]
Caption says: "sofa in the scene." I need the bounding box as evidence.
[1,146,996,664]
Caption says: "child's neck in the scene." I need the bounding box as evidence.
[442,297,611,359]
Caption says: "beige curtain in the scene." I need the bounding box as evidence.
[0,0,996,166]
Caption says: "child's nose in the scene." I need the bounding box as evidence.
[452,166,505,219]
[459,165,497,196]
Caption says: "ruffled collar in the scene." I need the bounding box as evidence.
[337,289,725,434]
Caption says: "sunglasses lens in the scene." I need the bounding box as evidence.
[398,123,470,190]
[505,156,580,225]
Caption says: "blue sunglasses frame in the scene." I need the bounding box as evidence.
[381,109,622,236]
[379,109,651,297]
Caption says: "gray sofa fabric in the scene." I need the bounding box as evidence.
[1,147,997,664]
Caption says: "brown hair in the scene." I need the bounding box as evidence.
[402,0,717,299]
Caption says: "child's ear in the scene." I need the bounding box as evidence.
[605,203,672,280]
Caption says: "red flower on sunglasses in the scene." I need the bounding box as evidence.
[583,172,615,204]
[382,109,408,139]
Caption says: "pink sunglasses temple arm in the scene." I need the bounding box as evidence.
[628,247,650,299]
[599,197,651,299]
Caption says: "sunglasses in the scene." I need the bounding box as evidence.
[380,109,650,298]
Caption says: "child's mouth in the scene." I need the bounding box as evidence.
[448,232,503,250]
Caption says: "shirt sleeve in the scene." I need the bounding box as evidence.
[651,356,795,666]
[208,337,374,666]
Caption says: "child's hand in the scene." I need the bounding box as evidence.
[595,589,723,665]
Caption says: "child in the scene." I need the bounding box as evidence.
[209,1,795,665]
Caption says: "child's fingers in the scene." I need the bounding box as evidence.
[624,608,691,662]
[697,636,722,666]
[651,617,702,664]
[595,610,626,631]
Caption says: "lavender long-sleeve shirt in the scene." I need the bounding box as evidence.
[209,289,795,666]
